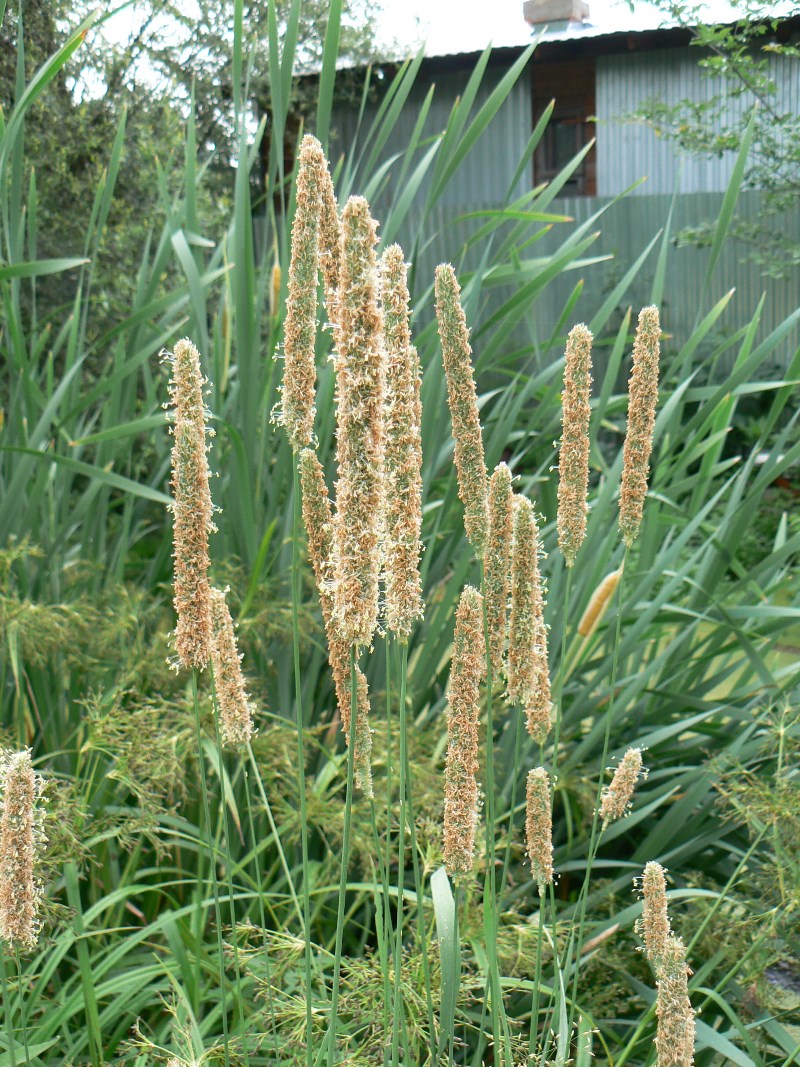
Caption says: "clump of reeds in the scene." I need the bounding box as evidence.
[0,749,45,950]
[577,567,623,639]
[485,462,514,682]
[507,496,552,741]
[209,587,256,748]
[599,747,645,826]
[166,337,215,672]
[557,323,593,567]
[434,264,489,557]
[525,767,554,895]
[281,134,328,452]
[381,244,424,643]
[299,448,373,796]
[619,306,661,547]
[333,196,386,651]
[443,586,484,877]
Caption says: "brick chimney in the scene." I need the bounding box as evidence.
[523,0,589,28]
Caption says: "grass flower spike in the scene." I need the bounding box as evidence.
[525,767,554,894]
[640,860,672,965]
[485,462,514,681]
[557,323,593,567]
[282,134,327,451]
[381,244,424,642]
[167,337,214,672]
[210,587,256,748]
[0,750,45,949]
[599,747,645,825]
[300,448,373,795]
[443,586,484,877]
[654,935,695,1067]
[507,496,552,739]
[333,196,386,650]
[620,306,661,547]
[434,264,489,557]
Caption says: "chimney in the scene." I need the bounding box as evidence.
[523,0,589,29]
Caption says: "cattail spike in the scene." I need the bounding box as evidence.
[0,750,45,949]
[443,586,484,877]
[557,323,593,567]
[434,264,489,557]
[381,244,424,642]
[333,196,386,650]
[577,566,623,639]
[619,306,661,547]
[485,463,514,681]
[525,767,554,894]
[209,587,256,748]
[167,337,214,671]
[599,747,645,826]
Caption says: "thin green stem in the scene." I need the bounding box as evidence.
[13,952,29,1067]
[528,890,546,1056]
[391,636,408,1067]
[291,462,314,1067]
[1,949,17,1067]
[243,770,279,1052]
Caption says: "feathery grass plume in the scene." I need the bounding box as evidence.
[299,448,373,795]
[599,747,645,826]
[269,259,281,320]
[654,935,695,1067]
[281,133,327,451]
[381,244,424,642]
[209,587,256,748]
[525,767,554,895]
[557,323,593,567]
[318,163,342,329]
[0,750,45,949]
[485,462,514,681]
[640,861,672,965]
[443,586,484,877]
[434,264,489,557]
[577,566,623,639]
[333,196,386,650]
[507,497,552,740]
[167,337,214,671]
[619,305,661,547]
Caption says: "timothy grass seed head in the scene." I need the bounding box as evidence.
[0,749,45,950]
[525,767,554,894]
[557,323,593,567]
[210,587,256,748]
[619,306,661,547]
[599,747,645,826]
[485,462,514,682]
[654,935,696,1067]
[640,860,672,966]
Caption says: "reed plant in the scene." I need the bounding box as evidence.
[0,4,798,1066]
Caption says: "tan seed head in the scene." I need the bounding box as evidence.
[619,306,661,547]
[599,747,645,826]
[0,750,44,950]
[485,463,514,682]
[640,860,672,965]
[557,323,593,567]
[654,935,696,1067]
[525,767,554,895]
[209,587,256,748]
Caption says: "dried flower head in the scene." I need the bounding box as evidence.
[599,747,645,826]
[281,134,327,451]
[0,750,45,949]
[640,861,672,965]
[381,244,424,642]
[300,448,373,795]
[654,935,695,1067]
[209,587,256,748]
[434,264,489,557]
[619,306,661,547]
[525,767,554,894]
[557,323,593,567]
[485,462,514,682]
[333,196,386,650]
[443,586,484,878]
[167,337,214,671]
[269,260,282,320]
[507,497,552,741]
[577,566,623,639]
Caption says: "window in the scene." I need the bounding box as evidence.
[532,58,596,196]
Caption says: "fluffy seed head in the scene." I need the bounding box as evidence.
[300,448,373,795]
[599,747,645,825]
[319,164,342,331]
[640,861,672,965]
[525,767,554,894]
[485,463,514,681]
[619,306,661,547]
[281,134,328,450]
[210,587,256,748]
[167,337,214,671]
[434,264,489,557]
[333,196,386,649]
[507,497,552,739]
[0,750,45,949]
[654,935,696,1067]
[578,567,623,639]
[557,323,593,567]
[381,244,424,642]
[443,586,484,878]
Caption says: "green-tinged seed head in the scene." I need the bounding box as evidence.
[619,306,661,547]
